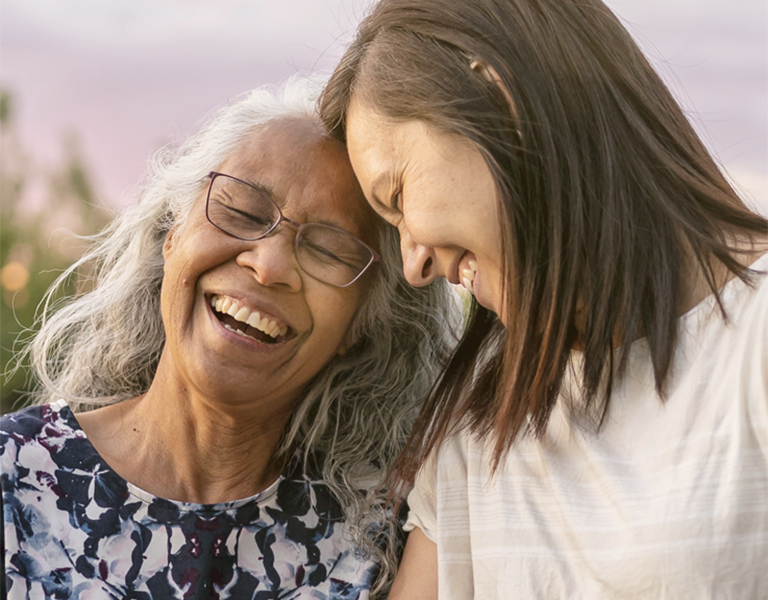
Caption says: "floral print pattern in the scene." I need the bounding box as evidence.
[1,401,379,599]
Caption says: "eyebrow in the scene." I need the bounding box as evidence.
[312,216,355,232]
[242,178,359,235]
[241,178,277,202]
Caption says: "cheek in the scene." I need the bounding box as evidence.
[311,288,362,343]
[160,251,201,332]
[400,179,468,247]
[159,266,182,334]
[333,290,361,330]
[401,205,456,248]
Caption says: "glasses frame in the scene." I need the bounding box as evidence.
[204,171,381,288]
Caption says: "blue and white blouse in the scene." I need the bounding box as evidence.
[1,400,381,599]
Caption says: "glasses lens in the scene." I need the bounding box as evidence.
[297,224,374,287]
[207,175,279,240]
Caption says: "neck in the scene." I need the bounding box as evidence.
[77,355,297,504]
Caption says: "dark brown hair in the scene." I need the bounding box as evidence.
[320,0,768,490]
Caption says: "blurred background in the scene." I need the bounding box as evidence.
[1,0,766,412]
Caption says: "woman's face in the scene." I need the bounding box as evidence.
[346,98,507,323]
[160,118,377,410]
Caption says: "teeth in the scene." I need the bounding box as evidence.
[262,318,274,337]
[210,295,287,340]
[224,323,250,338]
[461,269,475,293]
[461,261,477,294]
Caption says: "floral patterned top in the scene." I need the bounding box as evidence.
[1,400,381,599]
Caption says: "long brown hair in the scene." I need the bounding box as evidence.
[320,0,768,491]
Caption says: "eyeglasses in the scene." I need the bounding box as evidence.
[205,172,380,288]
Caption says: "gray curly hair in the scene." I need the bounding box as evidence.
[21,75,460,595]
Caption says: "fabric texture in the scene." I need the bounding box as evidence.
[1,400,379,599]
[406,252,768,599]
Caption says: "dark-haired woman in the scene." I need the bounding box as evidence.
[319,0,768,597]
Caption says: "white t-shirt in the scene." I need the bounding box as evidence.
[406,252,768,599]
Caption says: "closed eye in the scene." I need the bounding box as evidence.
[391,190,402,213]
[220,202,271,227]
[302,240,365,270]
[370,176,403,218]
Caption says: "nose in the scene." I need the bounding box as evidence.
[399,227,438,287]
[235,227,302,291]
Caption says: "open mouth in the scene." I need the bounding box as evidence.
[209,295,291,345]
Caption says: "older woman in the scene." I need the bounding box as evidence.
[1,77,457,599]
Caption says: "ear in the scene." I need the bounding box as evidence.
[470,58,520,123]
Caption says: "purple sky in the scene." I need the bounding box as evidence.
[1,0,766,214]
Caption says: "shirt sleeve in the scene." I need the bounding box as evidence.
[403,449,439,542]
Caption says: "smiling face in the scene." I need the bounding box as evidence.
[160,117,377,410]
[346,97,507,323]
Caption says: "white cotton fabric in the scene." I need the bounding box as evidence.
[406,252,768,599]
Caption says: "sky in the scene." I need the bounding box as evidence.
[1,0,767,214]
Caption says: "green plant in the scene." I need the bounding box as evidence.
[0,89,110,413]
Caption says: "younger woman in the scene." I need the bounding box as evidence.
[320,0,768,597]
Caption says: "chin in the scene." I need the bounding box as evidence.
[475,290,504,324]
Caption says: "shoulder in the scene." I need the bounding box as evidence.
[261,452,384,592]
[1,401,92,492]
[1,400,81,452]
[683,253,768,351]
[406,430,476,539]
[736,256,768,400]
[735,251,768,312]
[274,451,345,521]
[715,253,768,355]
[730,250,768,309]
[411,429,480,491]
[747,255,768,320]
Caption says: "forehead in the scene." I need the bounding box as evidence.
[346,96,400,154]
[216,117,377,242]
[346,97,479,188]
[346,96,459,165]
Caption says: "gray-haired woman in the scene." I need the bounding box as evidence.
[0,76,458,599]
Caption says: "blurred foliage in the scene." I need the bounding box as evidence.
[1,88,111,414]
